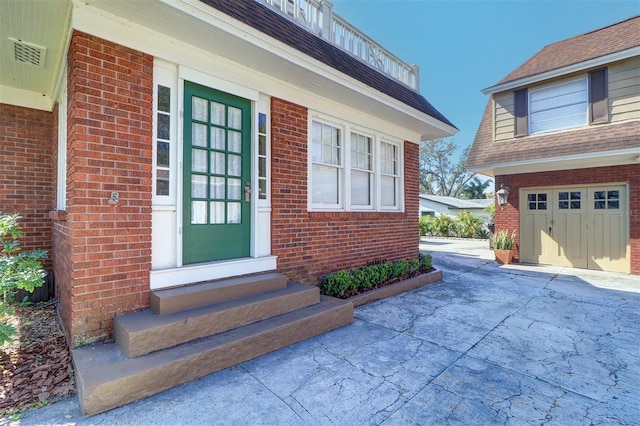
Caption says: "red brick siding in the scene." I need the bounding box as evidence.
[0,104,55,268]
[54,31,153,347]
[270,97,419,284]
[495,165,640,274]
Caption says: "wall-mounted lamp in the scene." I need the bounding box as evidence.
[496,184,509,210]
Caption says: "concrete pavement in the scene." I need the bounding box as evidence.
[5,238,640,425]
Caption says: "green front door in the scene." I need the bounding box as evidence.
[183,82,252,264]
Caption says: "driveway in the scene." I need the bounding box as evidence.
[7,238,640,425]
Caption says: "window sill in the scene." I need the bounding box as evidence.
[308,210,405,220]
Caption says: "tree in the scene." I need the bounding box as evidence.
[419,138,475,197]
[461,176,492,199]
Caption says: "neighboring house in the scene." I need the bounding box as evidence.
[419,194,493,222]
[467,16,639,275]
[0,0,456,413]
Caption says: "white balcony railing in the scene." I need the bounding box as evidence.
[259,0,420,91]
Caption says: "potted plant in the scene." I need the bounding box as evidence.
[492,229,516,264]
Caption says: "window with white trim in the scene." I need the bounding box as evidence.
[310,118,403,212]
[258,112,268,200]
[350,132,373,207]
[155,84,171,196]
[528,78,588,134]
[380,141,399,208]
[56,74,67,210]
[311,121,342,206]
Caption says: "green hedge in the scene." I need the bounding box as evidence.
[419,210,489,239]
[321,254,433,299]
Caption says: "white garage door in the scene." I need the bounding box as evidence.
[520,185,629,273]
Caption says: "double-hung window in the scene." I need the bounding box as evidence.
[380,141,399,208]
[350,132,373,207]
[311,121,342,207]
[529,78,588,134]
[310,117,403,211]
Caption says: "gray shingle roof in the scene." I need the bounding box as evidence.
[200,0,456,129]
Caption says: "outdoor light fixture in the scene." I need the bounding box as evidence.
[496,184,509,210]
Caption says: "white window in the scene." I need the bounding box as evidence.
[257,112,269,200]
[311,121,342,207]
[529,78,588,134]
[155,84,172,196]
[56,74,67,210]
[350,132,373,207]
[310,117,403,212]
[380,141,399,208]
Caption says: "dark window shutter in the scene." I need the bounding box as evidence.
[589,68,608,124]
[514,88,528,137]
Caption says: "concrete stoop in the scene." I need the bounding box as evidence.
[72,273,354,416]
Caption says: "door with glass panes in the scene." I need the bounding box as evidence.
[520,185,628,273]
[183,82,251,264]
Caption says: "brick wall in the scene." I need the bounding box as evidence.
[495,164,640,274]
[270,97,420,284]
[53,31,153,347]
[0,104,55,268]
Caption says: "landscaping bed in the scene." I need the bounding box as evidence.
[347,269,442,307]
[0,303,75,416]
[321,254,441,303]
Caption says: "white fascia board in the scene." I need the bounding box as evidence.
[71,0,454,140]
[70,3,420,142]
[482,47,640,95]
[470,147,640,176]
[169,0,458,139]
[51,13,73,105]
[0,86,53,111]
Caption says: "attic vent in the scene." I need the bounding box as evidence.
[9,38,46,67]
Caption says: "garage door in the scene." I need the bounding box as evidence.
[520,185,629,273]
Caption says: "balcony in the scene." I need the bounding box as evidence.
[259,0,420,91]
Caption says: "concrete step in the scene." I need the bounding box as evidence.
[150,272,287,315]
[115,282,320,357]
[73,295,354,416]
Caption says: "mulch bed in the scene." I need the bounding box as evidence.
[0,303,75,415]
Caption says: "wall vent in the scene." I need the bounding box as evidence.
[9,38,46,68]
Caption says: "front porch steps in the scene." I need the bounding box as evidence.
[72,273,354,416]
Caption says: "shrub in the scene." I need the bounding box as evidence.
[322,254,433,299]
[474,227,490,239]
[455,210,486,239]
[419,210,489,239]
[0,213,47,345]
[419,215,436,236]
[432,215,456,237]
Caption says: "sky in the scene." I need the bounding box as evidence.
[329,0,639,169]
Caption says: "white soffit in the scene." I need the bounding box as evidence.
[71,0,455,141]
[0,0,71,111]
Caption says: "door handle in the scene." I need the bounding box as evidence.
[244,182,252,202]
[549,226,552,235]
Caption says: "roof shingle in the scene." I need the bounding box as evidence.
[200,0,456,129]
[468,15,640,171]
[498,15,640,86]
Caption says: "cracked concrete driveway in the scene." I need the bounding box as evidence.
[7,238,640,425]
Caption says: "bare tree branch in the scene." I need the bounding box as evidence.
[419,138,476,197]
